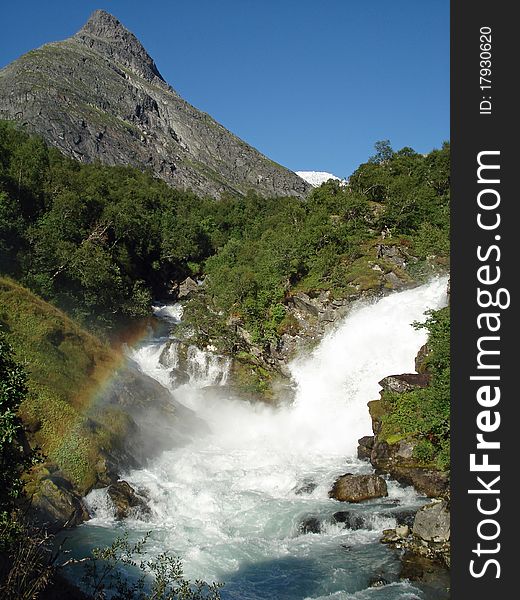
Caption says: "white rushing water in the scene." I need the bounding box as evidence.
[83,277,448,599]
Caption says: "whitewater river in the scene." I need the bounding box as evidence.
[72,278,448,599]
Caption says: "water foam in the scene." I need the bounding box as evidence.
[84,277,448,598]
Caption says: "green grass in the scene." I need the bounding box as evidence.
[0,277,124,492]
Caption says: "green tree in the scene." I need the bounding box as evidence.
[0,333,30,549]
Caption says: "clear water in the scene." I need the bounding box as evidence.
[71,278,449,599]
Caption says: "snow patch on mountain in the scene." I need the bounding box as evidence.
[296,171,345,187]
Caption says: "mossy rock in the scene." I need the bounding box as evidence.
[26,468,90,532]
[229,354,275,402]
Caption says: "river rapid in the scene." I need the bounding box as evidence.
[73,277,449,600]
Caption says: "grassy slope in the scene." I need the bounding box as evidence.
[0,277,124,493]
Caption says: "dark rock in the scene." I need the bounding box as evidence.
[40,572,91,600]
[399,551,451,597]
[415,343,430,373]
[294,479,318,495]
[378,373,431,393]
[289,292,320,317]
[107,480,151,520]
[385,467,449,499]
[391,508,417,528]
[357,435,374,460]
[328,473,388,503]
[369,577,391,588]
[298,516,322,534]
[332,510,367,530]
[100,358,208,470]
[169,367,190,388]
[29,475,90,533]
[159,339,189,372]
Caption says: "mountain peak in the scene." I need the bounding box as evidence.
[74,9,165,83]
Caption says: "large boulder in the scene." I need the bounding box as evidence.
[387,467,449,498]
[413,500,450,543]
[328,473,388,503]
[298,516,322,534]
[107,480,151,520]
[29,472,90,532]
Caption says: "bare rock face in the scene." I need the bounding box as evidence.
[413,500,450,543]
[328,473,388,503]
[378,373,431,394]
[74,10,165,84]
[0,10,310,200]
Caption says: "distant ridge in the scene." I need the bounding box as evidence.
[0,10,310,199]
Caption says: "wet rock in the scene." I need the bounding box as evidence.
[385,467,449,499]
[294,479,318,495]
[391,508,417,528]
[298,516,322,534]
[332,510,367,530]
[357,435,374,460]
[413,500,450,543]
[107,480,151,520]
[328,473,388,503]
[29,474,90,532]
[369,576,391,588]
[169,367,190,388]
[399,551,451,597]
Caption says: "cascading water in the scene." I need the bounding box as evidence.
[80,277,448,600]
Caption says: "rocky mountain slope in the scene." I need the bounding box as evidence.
[0,10,310,199]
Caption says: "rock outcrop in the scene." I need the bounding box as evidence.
[412,499,450,543]
[381,499,451,569]
[328,473,388,503]
[357,373,449,498]
[107,480,151,520]
[27,468,90,533]
[0,10,310,200]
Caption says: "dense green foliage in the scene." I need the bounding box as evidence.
[0,121,212,331]
[0,333,30,549]
[381,306,451,470]
[1,121,449,344]
[198,141,450,345]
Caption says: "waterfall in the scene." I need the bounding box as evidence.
[83,277,448,600]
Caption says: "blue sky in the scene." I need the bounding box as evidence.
[0,0,449,178]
